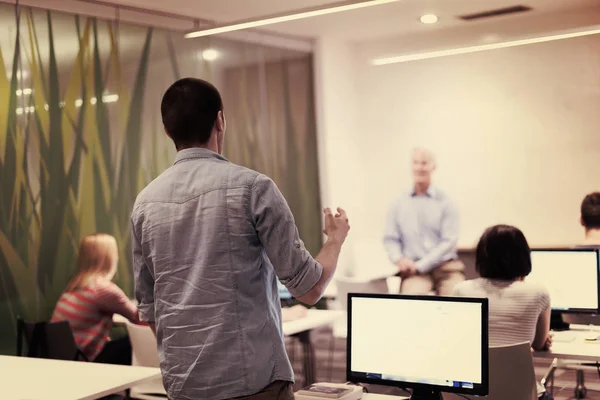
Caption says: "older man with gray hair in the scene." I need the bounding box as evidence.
[384,148,464,295]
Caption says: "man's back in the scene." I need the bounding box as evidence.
[131,148,303,400]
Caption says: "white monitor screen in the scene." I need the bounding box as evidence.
[348,295,486,393]
[528,250,599,311]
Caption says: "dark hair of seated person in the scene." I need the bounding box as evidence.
[475,224,532,281]
[581,192,600,229]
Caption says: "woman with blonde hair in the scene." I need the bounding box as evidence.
[52,233,138,364]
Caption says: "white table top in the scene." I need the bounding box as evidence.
[283,309,344,336]
[0,355,161,400]
[533,325,600,361]
[114,309,343,337]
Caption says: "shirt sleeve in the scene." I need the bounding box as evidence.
[131,215,155,322]
[415,199,460,273]
[383,199,404,264]
[249,174,323,299]
[95,281,139,322]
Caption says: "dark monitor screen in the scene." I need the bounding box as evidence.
[528,249,600,313]
[347,294,489,398]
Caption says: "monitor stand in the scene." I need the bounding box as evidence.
[550,310,570,331]
[410,388,443,400]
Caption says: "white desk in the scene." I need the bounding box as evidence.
[283,310,343,385]
[0,355,161,400]
[533,325,600,361]
[533,325,600,397]
[283,309,343,336]
[297,390,474,400]
[352,393,473,400]
[114,310,343,387]
[114,309,343,336]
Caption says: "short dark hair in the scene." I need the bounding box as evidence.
[475,224,531,280]
[581,192,600,229]
[161,78,223,149]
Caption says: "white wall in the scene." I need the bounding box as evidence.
[355,34,600,249]
[314,37,397,279]
[314,37,398,279]
[315,33,600,275]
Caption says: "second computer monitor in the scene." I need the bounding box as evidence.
[528,249,599,313]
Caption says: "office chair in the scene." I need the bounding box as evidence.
[16,317,87,361]
[124,320,167,399]
[487,341,538,400]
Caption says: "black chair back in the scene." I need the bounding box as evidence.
[16,317,87,361]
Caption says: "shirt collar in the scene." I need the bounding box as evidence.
[411,186,436,198]
[174,147,229,165]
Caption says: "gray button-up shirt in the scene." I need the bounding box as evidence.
[383,187,459,273]
[131,148,323,400]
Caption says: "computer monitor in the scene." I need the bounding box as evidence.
[347,294,489,400]
[528,249,600,313]
[277,280,293,301]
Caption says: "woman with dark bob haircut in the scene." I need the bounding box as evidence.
[453,225,553,399]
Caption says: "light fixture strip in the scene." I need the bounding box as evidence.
[185,0,401,38]
[373,26,600,65]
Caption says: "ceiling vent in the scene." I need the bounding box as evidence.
[458,5,532,21]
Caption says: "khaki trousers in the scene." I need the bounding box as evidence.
[400,259,465,296]
[232,381,294,400]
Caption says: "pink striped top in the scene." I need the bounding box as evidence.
[51,279,138,360]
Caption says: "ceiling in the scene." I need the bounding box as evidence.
[89,0,600,42]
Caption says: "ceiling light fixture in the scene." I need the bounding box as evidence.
[420,14,438,24]
[102,94,119,103]
[201,49,220,61]
[372,26,600,65]
[15,88,32,96]
[185,0,401,38]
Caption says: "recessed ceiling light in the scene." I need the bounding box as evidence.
[201,49,220,62]
[420,14,438,24]
[372,26,600,65]
[185,0,401,38]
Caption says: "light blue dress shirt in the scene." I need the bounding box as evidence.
[383,187,460,273]
[131,148,323,400]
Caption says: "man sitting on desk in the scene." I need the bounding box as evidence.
[383,148,464,295]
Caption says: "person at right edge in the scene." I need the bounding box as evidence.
[576,192,600,249]
[565,192,600,327]
[131,78,350,400]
